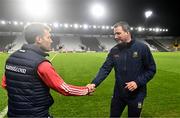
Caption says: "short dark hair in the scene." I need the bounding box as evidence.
[23,23,51,44]
[113,21,130,32]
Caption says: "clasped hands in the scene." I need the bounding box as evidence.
[86,84,96,94]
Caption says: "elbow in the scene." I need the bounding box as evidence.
[61,91,71,96]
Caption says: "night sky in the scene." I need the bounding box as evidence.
[0,0,179,36]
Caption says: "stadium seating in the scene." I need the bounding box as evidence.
[96,36,117,51]
[58,35,83,52]
[0,31,178,52]
[0,35,16,52]
[80,36,103,52]
[9,35,27,53]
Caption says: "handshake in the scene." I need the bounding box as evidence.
[86,84,96,94]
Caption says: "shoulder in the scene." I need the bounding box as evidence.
[38,61,52,72]
[134,39,149,49]
[109,44,120,55]
[133,40,152,56]
[111,44,119,51]
[38,61,51,68]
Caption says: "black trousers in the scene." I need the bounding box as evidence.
[110,94,145,118]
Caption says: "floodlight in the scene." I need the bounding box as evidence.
[91,4,105,18]
[64,24,69,28]
[13,21,18,25]
[59,24,63,27]
[93,25,97,29]
[83,24,88,29]
[26,22,31,25]
[106,26,109,29]
[138,27,143,32]
[145,10,153,19]
[19,22,24,25]
[155,28,160,32]
[102,26,105,29]
[74,24,79,29]
[53,22,59,28]
[1,20,6,25]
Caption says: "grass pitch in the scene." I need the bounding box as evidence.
[0,52,180,117]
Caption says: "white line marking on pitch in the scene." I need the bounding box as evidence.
[0,106,8,118]
[50,53,58,62]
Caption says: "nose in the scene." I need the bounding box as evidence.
[114,34,118,39]
[50,38,53,43]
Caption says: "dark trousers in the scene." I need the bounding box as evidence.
[110,94,145,118]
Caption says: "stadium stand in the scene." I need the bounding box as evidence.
[51,36,61,51]
[57,34,83,52]
[9,34,26,53]
[145,39,168,52]
[136,38,158,51]
[154,37,175,51]
[80,36,103,52]
[0,35,16,52]
[174,37,180,51]
[141,36,175,52]
[0,31,178,53]
[96,35,117,51]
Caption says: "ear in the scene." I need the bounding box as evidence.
[35,36,42,44]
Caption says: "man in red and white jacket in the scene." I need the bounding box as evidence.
[1,23,94,117]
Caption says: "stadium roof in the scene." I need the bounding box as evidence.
[0,0,179,36]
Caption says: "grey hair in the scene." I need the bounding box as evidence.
[113,21,130,32]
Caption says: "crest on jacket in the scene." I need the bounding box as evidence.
[132,51,138,58]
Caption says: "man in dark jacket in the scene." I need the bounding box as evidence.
[1,23,94,117]
[88,21,156,117]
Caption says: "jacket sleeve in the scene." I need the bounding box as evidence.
[37,61,89,96]
[134,45,156,87]
[1,75,7,89]
[91,52,114,87]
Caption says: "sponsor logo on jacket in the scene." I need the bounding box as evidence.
[6,65,26,74]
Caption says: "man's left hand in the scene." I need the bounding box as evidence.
[125,81,137,91]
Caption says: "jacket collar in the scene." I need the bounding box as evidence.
[116,38,135,50]
[127,38,135,47]
[21,44,49,57]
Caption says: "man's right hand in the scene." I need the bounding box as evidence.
[86,84,96,93]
